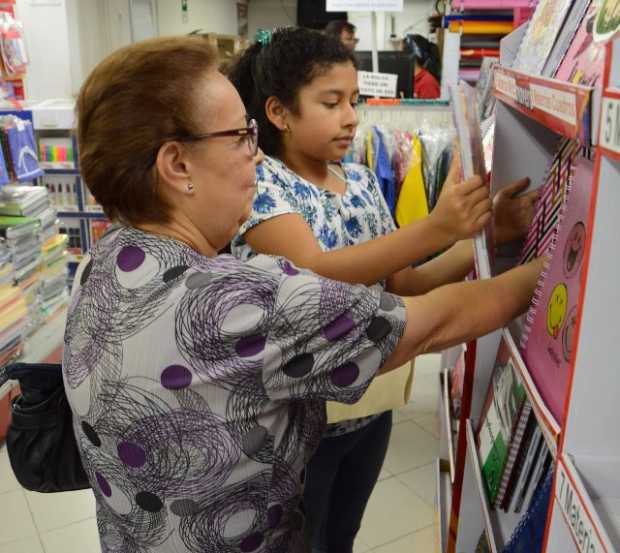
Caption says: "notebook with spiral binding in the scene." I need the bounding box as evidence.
[520,152,594,424]
[519,140,579,265]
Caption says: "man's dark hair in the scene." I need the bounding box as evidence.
[324,20,356,36]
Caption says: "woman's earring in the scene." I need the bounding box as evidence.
[284,124,291,133]
[186,182,194,194]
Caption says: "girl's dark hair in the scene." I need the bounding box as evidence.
[228,27,357,157]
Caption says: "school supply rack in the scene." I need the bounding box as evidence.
[437,23,620,553]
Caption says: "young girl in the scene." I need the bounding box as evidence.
[229,27,537,553]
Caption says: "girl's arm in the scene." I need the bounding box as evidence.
[244,175,491,286]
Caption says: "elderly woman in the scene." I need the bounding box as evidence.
[65,36,540,553]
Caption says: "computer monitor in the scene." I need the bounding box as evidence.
[355,51,416,98]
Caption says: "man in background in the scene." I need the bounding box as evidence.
[325,20,359,51]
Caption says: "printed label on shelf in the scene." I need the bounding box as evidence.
[358,71,398,98]
[600,97,620,155]
[493,66,591,143]
[494,71,517,101]
[556,458,610,553]
[530,84,577,125]
[327,0,403,10]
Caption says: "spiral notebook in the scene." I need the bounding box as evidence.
[520,153,594,424]
[519,140,579,265]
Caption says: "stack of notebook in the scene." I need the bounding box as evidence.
[0,243,26,368]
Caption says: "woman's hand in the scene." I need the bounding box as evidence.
[493,178,539,245]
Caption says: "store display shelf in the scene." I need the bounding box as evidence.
[494,66,593,144]
[58,210,107,220]
[502,328,560,459]
[598,90,620,162]
[451,0,534,7]
[553,454,617,553]
[440,369,456,482]
[466,419,501,553]
[42,166,79,174]
[436,458,452,553]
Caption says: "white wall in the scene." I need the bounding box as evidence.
[248,0,296,38]
[157,0,238,36]
[350,0,435,51]
[16,0,74,101]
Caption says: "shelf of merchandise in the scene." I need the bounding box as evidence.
[502,328,560,458]
[444,26,620,553]
[537,38,620,552]
[494,65,594,144]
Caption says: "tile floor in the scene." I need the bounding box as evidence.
[0,354,441,553]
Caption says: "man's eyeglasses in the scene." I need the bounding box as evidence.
[176,118,259,157]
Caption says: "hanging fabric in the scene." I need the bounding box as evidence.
[395,136,429,227]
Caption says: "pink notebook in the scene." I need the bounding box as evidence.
[555,1,606,86]
[520,153,593,423]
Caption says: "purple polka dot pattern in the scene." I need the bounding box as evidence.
[322,312,354,341]
[267,504,283,529]
[96,472,112,497]
[235,335,266,357]
[330,362,360,388]
[240,532,264,552]
[117,246,145,272]
[283,353,314,378]
[282,261,299,276]
[161,365,192,390]
[117,441,147,468]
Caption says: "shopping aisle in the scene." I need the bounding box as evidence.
[0,355,441,553]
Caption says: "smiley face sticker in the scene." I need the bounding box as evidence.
[547,283,568,339]
[563,222,586,278]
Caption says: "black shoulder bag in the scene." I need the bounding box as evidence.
[2,362,90,492]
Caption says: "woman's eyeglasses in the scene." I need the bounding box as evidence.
[176,118,259,157]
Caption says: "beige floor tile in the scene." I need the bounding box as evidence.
[354,536,371,553]
[357,478,434,549]
[25,488,96,533]
[0,490,38,545]
[396,463,437,508]
[369,525,438,553]
[414,414,440,438]
[384,421,439,476]
[0,446,20,495]
[0,536,44,553]
[40,518,101,553]
[378,468,392,482]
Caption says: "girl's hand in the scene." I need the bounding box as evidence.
[493,178,539,245]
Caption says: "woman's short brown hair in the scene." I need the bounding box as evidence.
[76,37,217,225]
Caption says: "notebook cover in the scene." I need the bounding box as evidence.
[542,0,591,78]
[520,153,594,424]
[477,335,527,504]
[495,400,532,507]
[555,0,606,86]
[519,140,579,264]
[450,83,494,279]
[513,0,573,75]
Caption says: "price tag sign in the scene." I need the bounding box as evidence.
[327,0,404,11]
[358,71,398,98]
[601,97,620,155]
